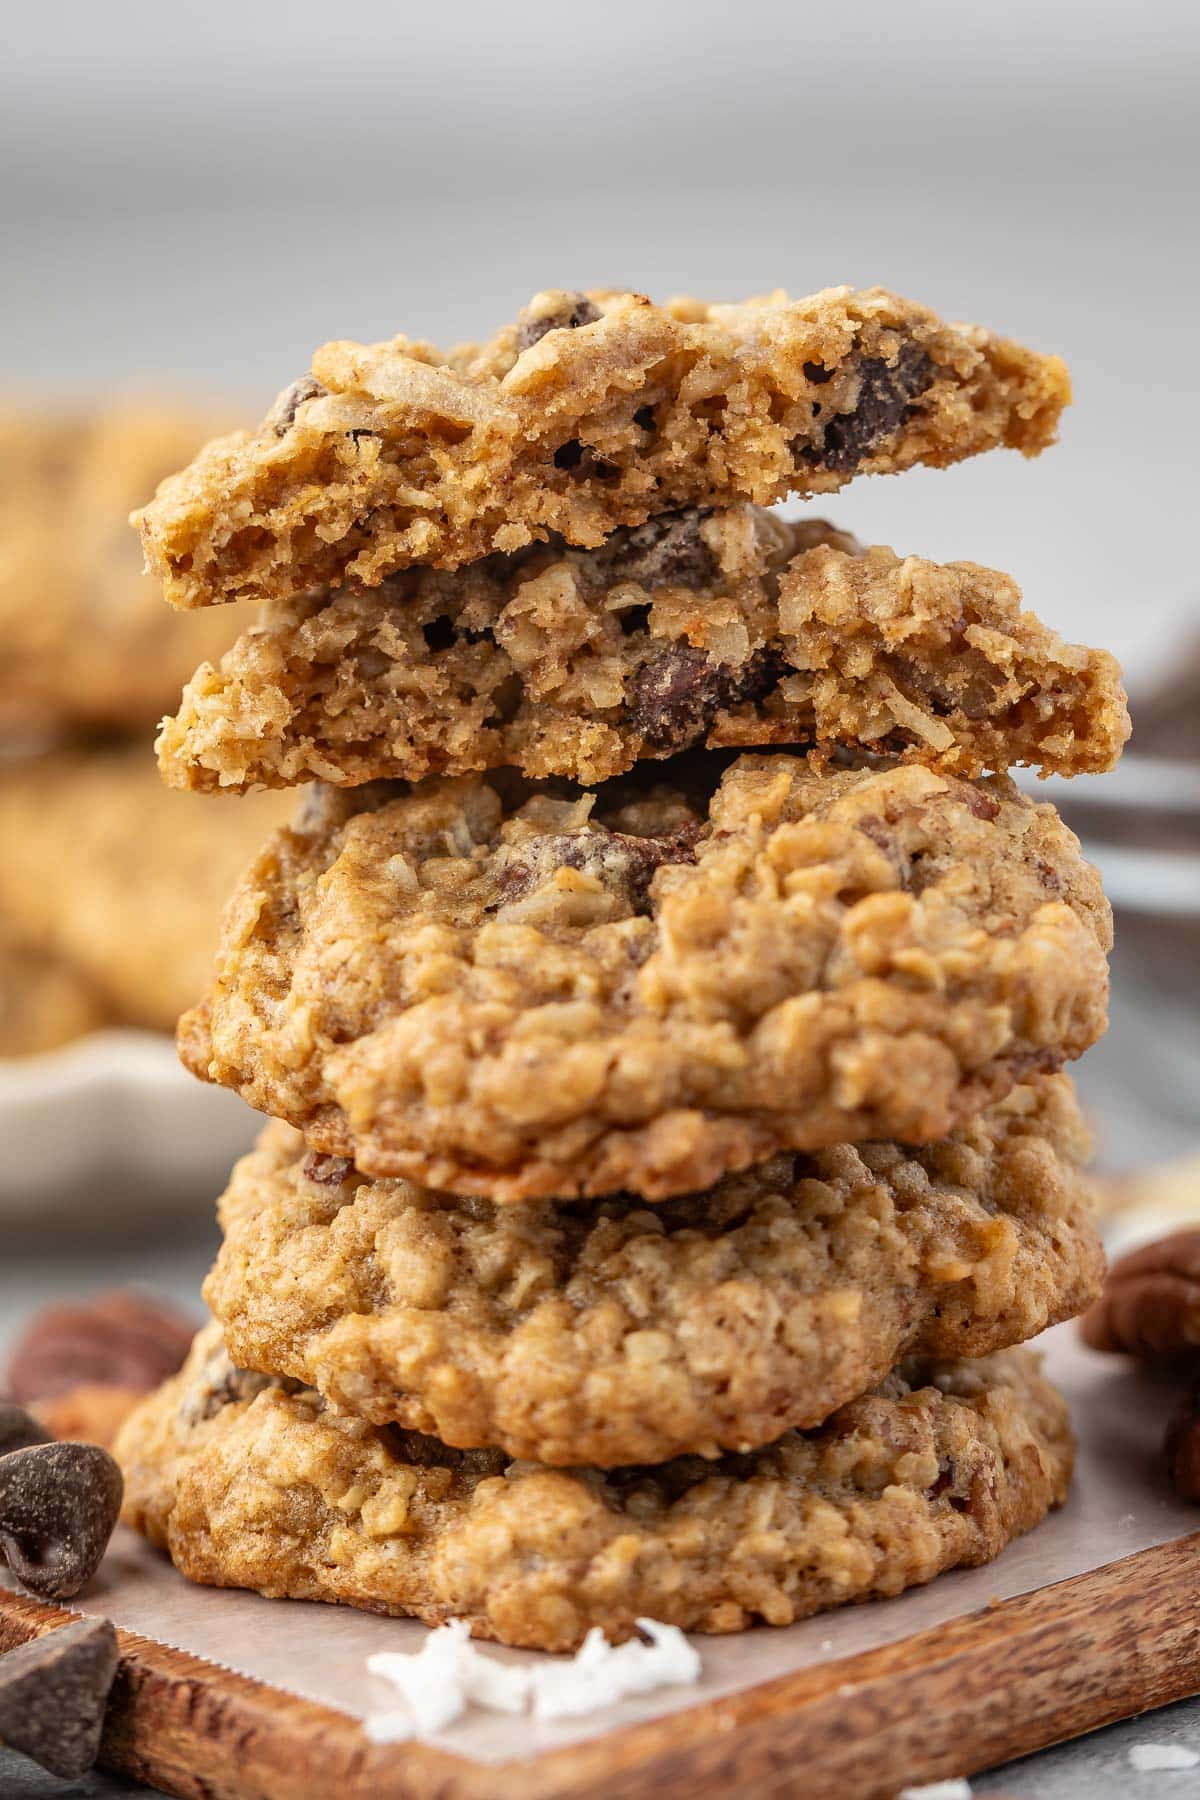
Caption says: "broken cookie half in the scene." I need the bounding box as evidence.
[134,285,1069,610]
[157,504,1128,793]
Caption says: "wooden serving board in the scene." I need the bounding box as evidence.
[4,1533,1200,1800]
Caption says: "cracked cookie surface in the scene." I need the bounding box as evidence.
[116,1323,1073,1652]
[0,404,250,731]
[158,505,1127,793]
[206,1078,1101,1465]
[134,286,1069,610]
[180,752,1111,1201]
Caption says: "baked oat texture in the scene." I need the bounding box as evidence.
[0,403,250,730]
[0,748,294,1034]
[206,1077,1102,1465]
[180,752,1111,1201]
[158,505,1128,793]
[135,286,1070,610]
[116,1323,1073,1652]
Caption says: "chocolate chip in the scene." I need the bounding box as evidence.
[492,826,698,915]
[4,1292,196,1405]
[267,374,328,437]
[0,1404,52,1458]
[517,293,601,352]
[628,643,786,753]
[182,1345,279,1429]
[0,1618,119,1779]
[803,360,834,384]
[386,1426,509,1478]
[422,615,459,654]
[0,1442,123,1599]
[599,508,717,590]
[808,345,934,474]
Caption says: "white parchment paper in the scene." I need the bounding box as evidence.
[19,1326,1200,1766]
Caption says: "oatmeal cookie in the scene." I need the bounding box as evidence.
[0,403,250,731]
[0,748,293,1034]
[116,1323,1073,1652]
[134,286,1069,610]
[0,932,107,1057]
[206,1078,1101,1465]
[158,506,1127,793]
[180,753,1111,1201]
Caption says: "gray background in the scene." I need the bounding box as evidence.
[3,2,1200,1793]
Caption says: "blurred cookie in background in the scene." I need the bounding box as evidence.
[0,745,294,1042]
[0,401,253,733]
[0,928,108,1057]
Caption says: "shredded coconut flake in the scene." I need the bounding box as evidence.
[1128,1743,1200,1772]
[530,1619,701,1721]
[364,1617,700,1740]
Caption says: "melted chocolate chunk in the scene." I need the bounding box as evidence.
[600,508,717,590]
[810,345,934,474]
[0,1442,123,1600]
[385,1426,509,1477]
[267,375,328,437]
[422,615,459,654]
[517,293,602,352]
[492,826,699,915]
[180,1345,283,1427]
[0,1617,119,1780]
[629,644,787,753]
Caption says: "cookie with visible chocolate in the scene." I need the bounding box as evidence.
[158,505,1128,793]
[116,1323,1074,1652]
[134,286,1069,610]
[206,1078,1101,1465]
[179,751,1111,1201]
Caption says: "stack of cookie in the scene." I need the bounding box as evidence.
[116,286,1127,1652]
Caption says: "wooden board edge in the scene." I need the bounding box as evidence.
[517,1530,1200,1799]
[5,1534,1200,1800]
[0,1588,493,1800]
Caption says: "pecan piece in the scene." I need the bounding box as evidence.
[1166,1384,1200,1502]
[4,1290,197,1406]
[1079,1229,1200,1359]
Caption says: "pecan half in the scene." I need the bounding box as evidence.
[1079,1229,1200,1360]
[3,1290,197,1406]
